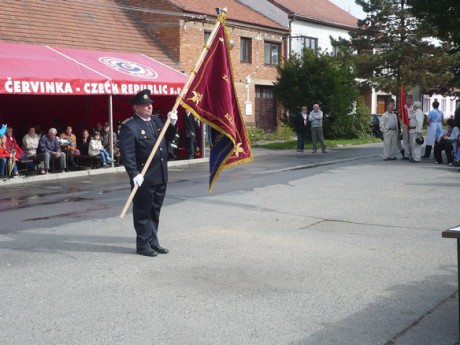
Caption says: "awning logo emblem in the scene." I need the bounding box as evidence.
[99,57,158,80]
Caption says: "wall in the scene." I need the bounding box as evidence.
[290,20,351,56]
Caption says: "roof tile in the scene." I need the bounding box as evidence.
[0,0,178,66]
[271,0,357,28]
[165,0,286,31]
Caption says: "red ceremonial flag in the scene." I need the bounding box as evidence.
[180,13,253,191]
[398,83,409,126]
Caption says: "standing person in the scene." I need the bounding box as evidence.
[184,110,197,159]
[400,94,414,160]
[423,100,444,158]
[380,99,398,161]
[455,101,460,128]
[295,106,309,153]
[119,89,178,257]
[308,104,327,153]
[408,101,425,163]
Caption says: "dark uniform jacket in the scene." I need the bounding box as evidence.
[119,114,177,186]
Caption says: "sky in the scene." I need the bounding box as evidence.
[328,0,366,19]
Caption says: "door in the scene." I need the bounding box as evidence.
[255,85,276,131]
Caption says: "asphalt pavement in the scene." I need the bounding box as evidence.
[1,144,459,345]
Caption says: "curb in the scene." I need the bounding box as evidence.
[0,157,209,187]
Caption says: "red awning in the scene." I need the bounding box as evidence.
[0,42,187,96]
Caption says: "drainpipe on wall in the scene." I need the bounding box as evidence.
[287,15,295,59]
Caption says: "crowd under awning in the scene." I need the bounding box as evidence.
[0,42,194,159]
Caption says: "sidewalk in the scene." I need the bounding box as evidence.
[0,156,209,187]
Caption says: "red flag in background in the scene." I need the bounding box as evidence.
[180,17,253,191]
[398,83,409,126]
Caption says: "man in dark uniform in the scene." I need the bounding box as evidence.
[184,110,198,159]
[119,89,178,257]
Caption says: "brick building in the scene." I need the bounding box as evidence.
[1,0,289,141]
[122,0,289,131]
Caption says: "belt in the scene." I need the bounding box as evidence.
[409,126,416,129]
[388,128,396,130]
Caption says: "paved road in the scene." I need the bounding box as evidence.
[0,144,459,345]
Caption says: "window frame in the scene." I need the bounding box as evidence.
[240,37,252,63]
[264,41,280,66]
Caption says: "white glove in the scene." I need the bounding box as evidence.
[133,174,144,187]
[167,110,178,126]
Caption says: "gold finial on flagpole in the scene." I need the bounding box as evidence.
[216,7,227,23]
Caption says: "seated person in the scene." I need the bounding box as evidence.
[0,135,11,178]
[37,128,66,174]
[60,125,79,170]
[22,126,40,158]
[77,129,91,156]
[22,126,41,171]
[89,131,112,167]
[5,126,25,176]
[434,118,458,165]
[101,122,118,157]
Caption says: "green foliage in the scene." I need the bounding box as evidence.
[407,0,460,90]
[247,127,265,142]
[407,0,460,52]
[328,98,371,139]
[252,137,381,150]
[274,49,364,139]
[247,125,294,142]
[265,126,294,141]
[335,0,457,95]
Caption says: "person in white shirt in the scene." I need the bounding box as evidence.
[380,100,398,160]
[22,126,40,158]
[308,104,327,153]
[89,131,112,167]
[408,101,425,162]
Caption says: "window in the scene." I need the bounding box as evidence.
[423,98,430,112]
[332,46,341,56]
[441,99,447,113]
[204,30,211,44]
[302,36,318,54]
[264,42,280,65]
[256,86,274,99]
[240,37,252,63]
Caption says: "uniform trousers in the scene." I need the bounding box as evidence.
[132,183,167,249]
[409,130,422,161]
[401,125,410,155]
[383,129,397,159]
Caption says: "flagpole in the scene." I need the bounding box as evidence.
[119,11,227,219]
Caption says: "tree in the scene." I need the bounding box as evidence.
[334,0,456,95]
[407,0,460,52]
[274,49,368,139]
[407,0,460,88]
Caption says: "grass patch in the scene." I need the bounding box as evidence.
[253,136,382,150]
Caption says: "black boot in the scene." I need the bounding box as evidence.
[423,145,432,158]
